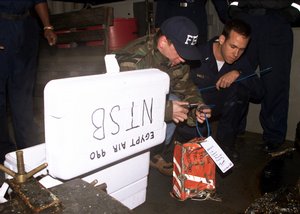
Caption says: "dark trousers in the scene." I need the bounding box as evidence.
[0,17,39,162]
[236,11,293,144]
[155,1,208,44]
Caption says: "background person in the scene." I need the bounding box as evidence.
[228,0,300,152]
[154,0,228,44]
[0,1,57,164]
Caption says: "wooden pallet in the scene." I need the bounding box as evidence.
[50,6,114,52]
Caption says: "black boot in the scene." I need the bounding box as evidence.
[223,145,240,163]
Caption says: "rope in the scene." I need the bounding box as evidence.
[191,190,222,202]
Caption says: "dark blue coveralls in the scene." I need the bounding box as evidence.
[0,0,45,162]
[228,0,300,150]
[155,0,228,44]
[177,37,263,154]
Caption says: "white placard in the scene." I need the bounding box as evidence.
[44,68,170,180]
[200,136,234,173]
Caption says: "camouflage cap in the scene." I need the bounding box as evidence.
[160,16,202,60]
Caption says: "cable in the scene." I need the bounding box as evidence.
[199,67,272,93]
[196,113,210,138]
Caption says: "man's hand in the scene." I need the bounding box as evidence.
[216,70,240,90]
[0,45,4,50]
[44,30,57,46]
[172,100,189,123]
[196,104,212,123]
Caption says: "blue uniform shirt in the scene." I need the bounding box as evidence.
[190,37,255,116]
[0,0,46,14]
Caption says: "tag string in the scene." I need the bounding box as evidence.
[196,113,210,138]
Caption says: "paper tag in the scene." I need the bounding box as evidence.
[200,136,234,173]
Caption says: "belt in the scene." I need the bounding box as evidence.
[0,11,30,20]
[179,2,188,7]
[246,8,267,16]
[179,1,196,8]
[243,8,282,17]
